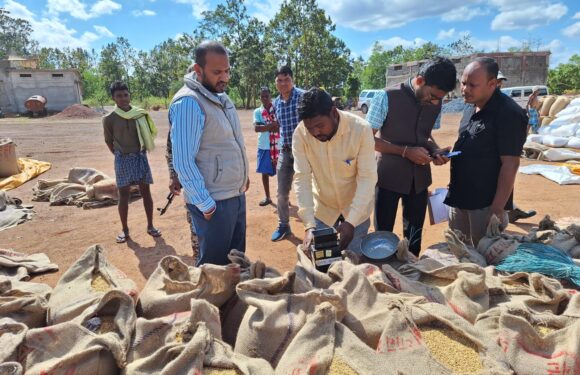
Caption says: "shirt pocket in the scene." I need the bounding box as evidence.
[337,156,357,178]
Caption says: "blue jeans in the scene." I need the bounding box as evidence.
[314,217,371,254]
[187,195,246,266]
[276,150,294,227]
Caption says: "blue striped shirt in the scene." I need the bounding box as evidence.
[274,87,305,147]
[169,96,215,213]
[366,89,442,130]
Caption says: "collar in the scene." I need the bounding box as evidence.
[335,110,351,138]
[402,79,418,102]
[279,87,298,103]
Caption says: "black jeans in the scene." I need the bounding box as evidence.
[375,186,428,256]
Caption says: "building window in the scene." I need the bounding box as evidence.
[52,73,64,78]
[394,65,402,71]
[19,74,32,78]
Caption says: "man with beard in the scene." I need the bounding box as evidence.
[444,58,527,247]
[170,41,250,265]
[367,57,457,256]
[294,88,377,252]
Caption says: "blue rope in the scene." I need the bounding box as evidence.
[496,243,580,287]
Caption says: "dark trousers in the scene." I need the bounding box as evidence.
[375,186,428,256]
[187,195,246,266]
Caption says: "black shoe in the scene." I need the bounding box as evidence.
[508,208,537,223]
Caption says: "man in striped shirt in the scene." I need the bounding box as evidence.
[169,41,249,265]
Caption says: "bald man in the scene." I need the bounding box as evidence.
[444,57,527,247]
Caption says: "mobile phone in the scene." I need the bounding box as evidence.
[443,151,462,158]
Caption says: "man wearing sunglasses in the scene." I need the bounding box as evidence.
[366,57,457,256]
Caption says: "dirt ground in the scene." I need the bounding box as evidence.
[1,109,579,289]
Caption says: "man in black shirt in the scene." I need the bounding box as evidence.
[444,58,527,247]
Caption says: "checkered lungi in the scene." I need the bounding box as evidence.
[114,150,153,188]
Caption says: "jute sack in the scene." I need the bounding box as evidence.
[21,290,136,374]
[541,116,555,126]
[48,244,138,324]
[477,307,580,375]
[477,216,522,265]
[294,246,334,291]
[547,224,580,258]
[0,318,27,363]
[137,256,240,319]
[540,95,556,116]
[0,277,51,328]
[0,362,22,375]
[275,302,391,375]
[0,248,59,281]
[549,96,571,117]
[376,301,512,374]
[125,299,273,375]
[234,271,347,366]
[0,139,19,178]
[445,229,488,266]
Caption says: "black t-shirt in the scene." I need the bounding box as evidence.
[445,89,527,210]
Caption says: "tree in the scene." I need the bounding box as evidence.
[0,8,37,59]
[548,55,580,94]
[98,37,135,91]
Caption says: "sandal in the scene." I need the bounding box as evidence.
[116,231,130,243]
[147,227,162,237]
[259,198,272,207]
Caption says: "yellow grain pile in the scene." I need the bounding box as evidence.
[328,358,358,375]
[534,325,557,337]
[97,316,116,334]
[203,368,240,375]
[91,273,111,292]
[420,325,483,374]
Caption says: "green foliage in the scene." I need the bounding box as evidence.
[548,55,580,95]
[0,8,37,59]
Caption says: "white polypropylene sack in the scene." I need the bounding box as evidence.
[543,148,580,161]
[526,134,543,143]
[569,97,580,107]
[551,123,579,137]
[550,113,580,126]
[567,137,580,149]
[556,105,580,118]
[519,165,580,185]
[577,128,580,137]
[541,135,570,147]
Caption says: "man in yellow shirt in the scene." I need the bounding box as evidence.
[293,88,377,252]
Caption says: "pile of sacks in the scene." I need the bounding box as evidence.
[525,97,580,161]
[2,222,579,375]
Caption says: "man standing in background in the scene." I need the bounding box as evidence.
[254,87,279,206]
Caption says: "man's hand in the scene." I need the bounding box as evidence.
[404,147,432,165]
[244,177,250,193]
[487,205,507,230]
[338,221,355,250]
[169,176,182,195]
[203,205,216,221]
[302,228,315,252]
[268,121,280,133]
[432,146,451,166]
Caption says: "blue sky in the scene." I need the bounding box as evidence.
[3,0,579,67]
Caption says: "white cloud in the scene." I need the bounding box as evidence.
[132,9,156,17]
[437,28,456,40]
[471,35,522,51]
[377,37,428,50]
[574,12,580,19]
[490,0,567,31]
[442,6,488,22]
[173,0,209,20]
[562,22,580,38]
[316,0,482,31]
[94,25,114,37]
[46,0,121,20]
[246,0,282,23]
[3,0,112,48]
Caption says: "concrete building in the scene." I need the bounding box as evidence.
[385,51,551,95]
[0,55,82,113]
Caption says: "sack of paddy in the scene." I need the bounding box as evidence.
[0,362,22,375]
[556,102,580,118]
[137,256,240,319]
[375,301,511,374]
[21,290,136,374]
[379,262,489,323]
[444,228,488,266]
[540,95,556,117]
[234,271,347,367]
[85,178,119,201]
[221,250,281,347]
[540,116,555,126]
[293,246,334,291]
[541,148,580,161]
[475,306,580,375]
[126,299,273,375]
[567,136,580,149]
[47,244,138,325]
[541,135,570,148]
[274,302,389,375]
[474,216,525,266]
[0,277,51,328]
[548,96,571,117]
[0,318,27,363]
[0,248,59,281]
[550,123,579,137]
[549,112,580,127]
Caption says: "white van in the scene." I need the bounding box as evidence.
[500,85,549,108]
[357,89,382,114]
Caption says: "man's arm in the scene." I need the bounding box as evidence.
[171,97,216,216]
[489,156,520,221]
[103,117,114,154]
[292,126,317,248]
